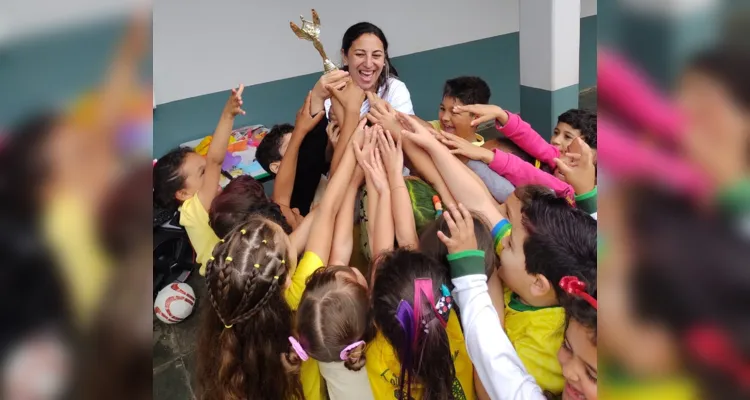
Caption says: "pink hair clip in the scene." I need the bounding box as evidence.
[559,276,598,310]
[288,336,309,361]
[339,340,365,361]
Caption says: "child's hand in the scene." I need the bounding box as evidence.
[366,92,403,142]
[437,203,478,254]
[398,113,438,148]
[377,128,404,182]
[327,79,366,117]
[311,70,349,102]
[294,91,326,136]
[326,121,341,146]
[554,137,596,194]
[436,130,494,164]
[224,84,246,117]
[452,104,507,127]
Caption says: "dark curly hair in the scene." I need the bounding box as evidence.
[256,124,294,176]
[442,76,491,106]
[557,109,597,149]
[153,147,193,210]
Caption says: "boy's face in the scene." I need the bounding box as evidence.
[558,320,598,400]
[551,122,582,152]
[176,152,207,202]
[269,133,292,174]
[438,96,475,141]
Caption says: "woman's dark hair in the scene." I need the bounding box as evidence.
[341,22,399,95]
[419,211,498,278]
[196,217,303,400]
[372,248,456,400]
[515,185,597,303]
[297,266,370,370]
[153,147,193,210]
[209,175,291,238]
[624,186,750,400]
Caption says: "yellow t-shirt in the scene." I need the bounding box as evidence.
[503,289,565,395]
[285,251,326,400]
[178,194,220,276]
[365,312,475,400]
[429,120,485,146]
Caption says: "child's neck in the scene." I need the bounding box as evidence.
[515,292,559,308]
[456,127,479,143]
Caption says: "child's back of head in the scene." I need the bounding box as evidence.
[256,123,294,176]
[419,210,498,278]
[500,185,597,306]
[371,248,458,400]
[196,216,302,400]
[208,175,291,238]
[296,266,370,370]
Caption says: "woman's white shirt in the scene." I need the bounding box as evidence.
[325,76,414,118]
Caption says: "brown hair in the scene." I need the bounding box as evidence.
[195,217,303,400]
[296,266,371,370]
[419,210,498,277]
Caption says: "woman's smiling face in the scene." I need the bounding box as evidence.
[342,33,385,91]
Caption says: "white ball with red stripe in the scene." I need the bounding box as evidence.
[154,282,196,324]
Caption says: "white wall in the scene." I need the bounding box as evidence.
[153,0,520,105]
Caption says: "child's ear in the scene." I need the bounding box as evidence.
[270,161,281,174]
[175,189,192,202]
[529,274,553,299]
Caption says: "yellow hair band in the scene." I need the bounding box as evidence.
[226,256,233,262]
[274,276,279,280]
[209,256,215,261]
[220,239,225,243]
[262,239,268,244]
[224,324,233,329]
[281,259,286,264]
[241,229,247,234]
[254,264,260,269]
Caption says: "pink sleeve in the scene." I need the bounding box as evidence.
[495,112,560,168]
[489,149,575,205]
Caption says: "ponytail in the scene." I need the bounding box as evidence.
[343,341,367,371]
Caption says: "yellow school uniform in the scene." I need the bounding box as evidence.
[365,312,475,399]
[178,194,220,276]
[503,288,565,395]
[429,120,485,146]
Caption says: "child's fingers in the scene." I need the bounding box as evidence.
[564,153,582,161]
[443,206,459,238]
[553,158,573,175]
[236,84,245,97]
[446,203,464,229]
[384,129,396,149]
[436,230,453,247]
[470,115,494,127]
[457,203,473,232]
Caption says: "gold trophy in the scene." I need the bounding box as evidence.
[290,9,339,73]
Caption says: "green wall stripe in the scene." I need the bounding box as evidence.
[519,84,579,141]
[580,15,597,89]
[154,33,521,157]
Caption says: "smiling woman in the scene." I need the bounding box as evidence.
[324,22,415,117]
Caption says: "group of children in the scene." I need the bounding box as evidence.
[153,70,599,400]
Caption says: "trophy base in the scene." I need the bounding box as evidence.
[323,59,339,73]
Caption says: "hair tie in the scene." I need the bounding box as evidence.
[225,256,233,262]
[209,256,215,261]
[220,239,225,243]
[685,326,750,386]
[240,229,247,235]
[224,324,233,329]
[254,263,260,269]
[434,284,453,323]
[281,259,286,264]
[273,276,279,280]
[262,239,268,244]
[559,276,597,309]
[288,337,309,361]
[340,340,366,361]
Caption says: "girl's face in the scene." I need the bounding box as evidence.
[342,33,385,92]
[558,320,598,400]
[176,152,207,202]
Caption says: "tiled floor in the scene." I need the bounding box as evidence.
[152,87,598,399]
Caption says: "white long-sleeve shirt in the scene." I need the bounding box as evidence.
[447,251,546,400]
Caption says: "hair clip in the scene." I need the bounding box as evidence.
[262,239,268,244]
[254,263,260,269]
[559,276,598,309]
[339,340,366,360]
[274,276,279,280]
[288,337,309,361]
[224,324,233,329]
[225,256,233,262]
[240,229,247,235]
[434,284,453,322]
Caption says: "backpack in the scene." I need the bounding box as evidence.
[153,210,197,298]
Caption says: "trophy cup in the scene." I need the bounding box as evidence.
[290,9,339,73]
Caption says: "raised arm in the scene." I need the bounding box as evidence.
[379,129,418,249]
[197,85,246,210]
[329,80,366,175]
[272,91,325,225]
[399,114,504,227]
[329,166,365,266]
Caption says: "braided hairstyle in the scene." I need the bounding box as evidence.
[195,216,302,400]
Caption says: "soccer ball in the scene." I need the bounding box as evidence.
[154,282,196,324]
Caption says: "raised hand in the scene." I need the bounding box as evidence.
[327,79,366,117]
[436,130,494,163]
[366,92,403,141]
[294,91,326,135]
[224,84,246,117]
[452,104,507,127]
[437,203,478,254]
[553,137,596,194]
[326,120,341,146]
[377,128,404,182]
[397,112,439,148]
[311,70,350,101]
